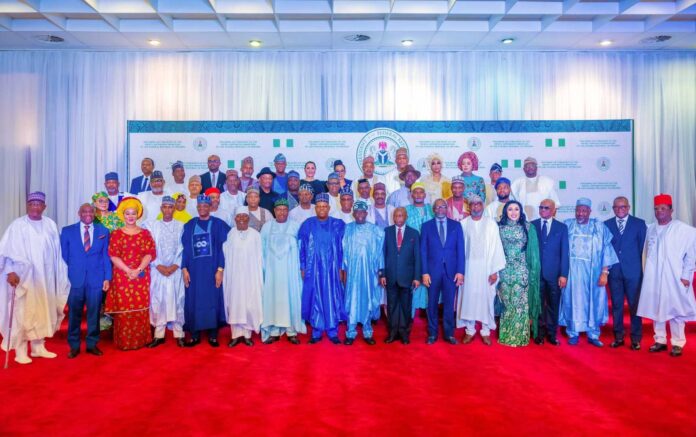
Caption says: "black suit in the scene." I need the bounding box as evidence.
[200,171,226,192]
[380,225,421,340]
[532,218,569,340]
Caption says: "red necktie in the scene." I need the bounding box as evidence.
[83,225,91,252]
[397,227,403,249]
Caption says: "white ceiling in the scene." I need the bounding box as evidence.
[0,0,694,51]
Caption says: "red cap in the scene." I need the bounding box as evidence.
[204,187,221,196]
[654,193,672,206]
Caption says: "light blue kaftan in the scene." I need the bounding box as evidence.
[405,204,434,314]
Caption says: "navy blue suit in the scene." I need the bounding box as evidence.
[421,218,465,339]
[60,222,112,350]
[381,225,421,340]
[107,193,127,212]
[200,171,227,192]
[129,175,152,195]
[531,218,569,340]
[605,215,647,342]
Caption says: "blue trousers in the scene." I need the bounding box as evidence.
[426,272,456,339]
[346,322,373,339]
[311,327,338,339]
[67,285,103,350]
[609,271,643,342]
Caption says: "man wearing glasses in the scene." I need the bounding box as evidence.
[201,155,226,192]
[604,196,646,350]
[531,199,569,346]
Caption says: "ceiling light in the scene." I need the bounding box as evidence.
[344,34,371,43]
[501,38,515,45]
[148,39,161,47]
[599,40,612,46]
[34,35,64,44]
[640,35,672,45]
[249,40,262,48]
[401,39,413,47]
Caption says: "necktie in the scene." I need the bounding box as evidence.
[438,220,445,246]
[211,172,216,187]
[542,220,548,241]
[618,219,625,235]
[142,177,149,192]
[397,227,403,249]
[83,225,91,252]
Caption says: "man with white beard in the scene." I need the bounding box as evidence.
[145,196,185,348]
[456,194,506,345]
[0,192,70,364]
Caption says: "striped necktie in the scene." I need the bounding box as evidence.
[83,225,91,252]
[617,219,625,235]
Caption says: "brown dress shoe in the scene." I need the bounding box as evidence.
[462,334,474,344]
[482,336,492,346]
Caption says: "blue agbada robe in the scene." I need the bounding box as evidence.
[181,216,231,332]
[559,218,618,333]
[342,222,385,326]
[298,216,346,332]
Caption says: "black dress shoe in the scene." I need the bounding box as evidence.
[630,342,641,351]
[176,338,186,347]
[384,336,397,344]
[270,336,280,343]
[228,338,241,347]
[610,339,625,348]
[86,346,103,356]
[329,337,341,345]
[364,337,376,346]
[208,339,220,348]
[344,338,354,346]
[534,337,544,345]
[185,338,200,348]
[243,338,254,347]
[67,349,80,359]
[445,336,458,345]
[308,337,322,344]
[547,337,561,346]
[426,337,436,345]
[670,346,683,357]
[401,338,410,345]
[288,336,300,345]
[263,338,275,344]
[147,338,165,348]
[649,342,668,353]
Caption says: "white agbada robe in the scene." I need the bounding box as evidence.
[222,227,264,337]
[289,205,316,224]
[456,216,506,329]
[185,196,200,217]
[330,209,355,224]
[638,220,696,322]
[511,175,560,220]
[484,199,506,222]
[211,208,234,226]
[0,216,70,351]
[170,182,189,197]
[138,191,168,222]
[384,168,404,194]
[367,205,394,228]
[144,219,185,337]
[220,191,244,214]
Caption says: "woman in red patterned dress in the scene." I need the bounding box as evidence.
[105,197,156,350]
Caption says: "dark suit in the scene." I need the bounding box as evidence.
[60,222,112,351]
[605,215,647,342]
[380,225,421,340]
[200,171,226,192]
[107,193,127,212]
[532,218,569,341]
[421,218,465,339]
[129,174,152,195]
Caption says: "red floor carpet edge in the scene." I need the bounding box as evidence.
[1,311,695,436]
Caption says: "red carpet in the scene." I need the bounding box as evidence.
[1,311,695,436]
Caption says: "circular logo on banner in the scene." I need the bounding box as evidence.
[598,200,612,216]
[596,157,611,172]
[356,128,409,176]
[193,137,207,152]
[467,137,482,151]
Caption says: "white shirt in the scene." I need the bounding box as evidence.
[80,221,94,247]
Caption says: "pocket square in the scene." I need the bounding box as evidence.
[98,235,106,239]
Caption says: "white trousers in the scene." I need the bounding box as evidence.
[654,319,686,347]
[231,325,252,339]
[154,322,184,339]
[463,320,493,336]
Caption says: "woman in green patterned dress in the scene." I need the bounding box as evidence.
[497,200,541,346]
[93,191,124,231]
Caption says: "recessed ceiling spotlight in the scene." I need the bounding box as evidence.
[501,38,515,44]
[401,39,413,47]
[34,35,64,44]
[249,40,262,48]
[640,35,672,45]
[599,40,613,46]
[148,39,161,47]
[344,34,371,43]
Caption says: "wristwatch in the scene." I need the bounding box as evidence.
[217,267,224,272]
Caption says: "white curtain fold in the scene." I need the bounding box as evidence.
[0,50,694,231]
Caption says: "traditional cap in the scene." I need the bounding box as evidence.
[576,197,592,208]
[151,170,164,180]
[171,161,184,170]
[104,172,119,182]
[234,207,250,217]
[245,186,260,195]
[91,191,108,203]
[27,191,46,203]
[373,182,387,191]
[339,186,354,198]
[256,167,275,179]
[457,151,479,171]
[524,156,538,166]
[274,153,286,163]
[399,165,421,180]
[357,178,369,185]
[197,194,212,205]
[287,170,300,179]
[495,177,511,189]
[467,194,484,204]
[410,181,426,192]
[395,147,409,157]
[315,193,330,204]
[490,163,503,173]
[362,156,375,165]
[327,172,340,181]
[188,175,201,183]
[116,197,143,221]
[226,169,239,178]
[299,183,314,193]
[451,175,465,186]
[353,200,369,211]
[161,195,175,206]
[242,156,254,165]
[654,194,672,206]
[204,187,221,196]
[274,198,289,208]
[333,159,344,168]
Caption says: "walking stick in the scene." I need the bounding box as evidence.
[4,285,17,370]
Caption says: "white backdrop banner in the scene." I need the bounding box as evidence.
[128,120,633,220]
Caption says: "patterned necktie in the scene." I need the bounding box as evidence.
[618,219,625,235]
[397,227,403,249]
[542,220,548,240]
[83,225,91,252]
[438,220,446,246]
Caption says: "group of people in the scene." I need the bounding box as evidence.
[0,149,695,365]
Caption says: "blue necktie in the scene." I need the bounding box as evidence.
[542,220,548,242]
[438,220,445,246]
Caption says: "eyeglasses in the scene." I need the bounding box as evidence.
[434,205,447,210]
[208,159,220,163]
[327,182,339,185]
[538,206,551,210]
[612,205,629,209]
